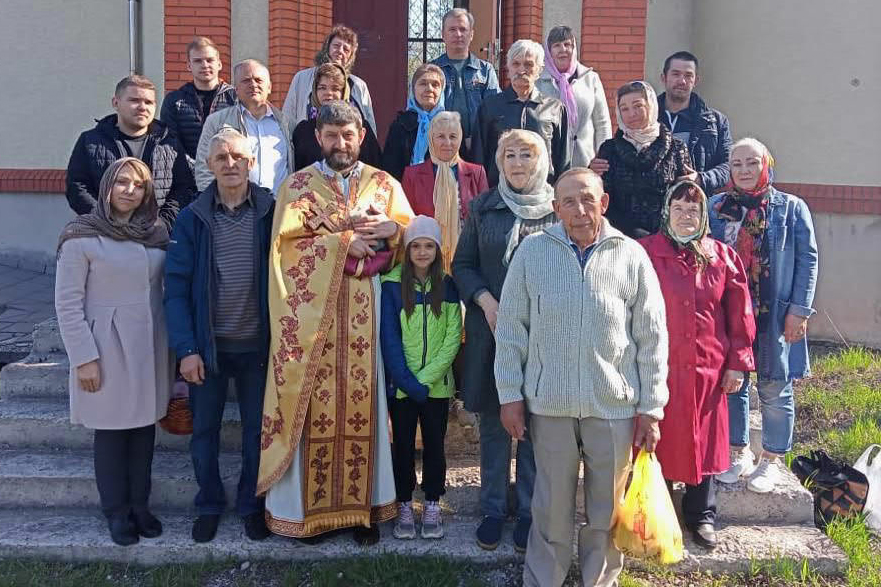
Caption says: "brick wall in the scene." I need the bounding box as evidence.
[580,0,648,128]
[500,0,544,85]
[164,0,232,92]
[268,0,333,107]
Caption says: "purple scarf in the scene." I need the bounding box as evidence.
[543,41,579,131]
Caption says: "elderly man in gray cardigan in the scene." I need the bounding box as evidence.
[494,167,669,587]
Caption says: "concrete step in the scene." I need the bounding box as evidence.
[0,355,68,399]
[0,508,846,574]
[30,318,64,356]
[0,398,243,452]
[0,448,813,525]
[0,448,235,512]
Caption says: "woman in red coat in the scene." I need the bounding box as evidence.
[402,111,488,271]
[640,180,756,551]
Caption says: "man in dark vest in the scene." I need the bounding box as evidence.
[66,75,195,229]
[657,51,732,194]
[160,36,236,163]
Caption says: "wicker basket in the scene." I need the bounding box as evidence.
[159,397,193,435]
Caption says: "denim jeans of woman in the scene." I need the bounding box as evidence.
[727,374,794,455]
[479,408,535,520]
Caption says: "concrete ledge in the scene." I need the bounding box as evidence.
[0,356,68,399]
[0,398,243,452]
[0,509,846,575]
[0,447,816,526]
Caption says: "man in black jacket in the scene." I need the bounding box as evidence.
[65,75,196,229]
[657,51,732,194]
[160,37,236,161]
[472,39,570,187]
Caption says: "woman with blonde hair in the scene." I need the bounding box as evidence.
[452,128,556,552]
[55,157,173,546]
[402,111,488,271]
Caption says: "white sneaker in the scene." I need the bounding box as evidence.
[421,500,444,539]
[393,501,416,539]
[717,446,757,484]
[747,455,781,494]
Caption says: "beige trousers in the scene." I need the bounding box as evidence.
[524,415,634,587]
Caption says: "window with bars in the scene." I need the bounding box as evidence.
[406,0,465,85]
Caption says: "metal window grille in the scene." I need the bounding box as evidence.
[406,0,468,83]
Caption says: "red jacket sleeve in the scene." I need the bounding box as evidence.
[720,243,756,372]
[402,165,418,213]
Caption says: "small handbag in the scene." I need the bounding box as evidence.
[791,449,869,528]
[159,380,193,435]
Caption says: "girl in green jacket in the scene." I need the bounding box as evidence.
[380,215,462,540]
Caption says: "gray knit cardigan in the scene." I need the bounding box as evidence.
[494,221,669,420]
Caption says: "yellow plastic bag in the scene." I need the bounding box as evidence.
[612,449,684,564]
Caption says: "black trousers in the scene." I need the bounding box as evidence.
[389,397,449,502]
[93,425,156,519]
[681,475,716,527]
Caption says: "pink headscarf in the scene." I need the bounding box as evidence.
[543,40,579,131]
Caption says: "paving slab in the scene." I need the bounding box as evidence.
[0,265,55,347]
[0,508,846,575]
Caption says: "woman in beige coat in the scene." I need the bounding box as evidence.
[55,157,172,546]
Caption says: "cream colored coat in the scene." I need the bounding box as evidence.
[55,236,172,429]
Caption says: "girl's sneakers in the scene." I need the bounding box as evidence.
[393,501,416,539]
[421,501,444,539]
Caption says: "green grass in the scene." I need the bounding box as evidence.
[306,554,482,587]
[825,516,881,587]
[818,416,881,463]
[795,347,881,462]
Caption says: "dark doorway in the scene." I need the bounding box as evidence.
[333,1,409,145]
[335,1,472,144]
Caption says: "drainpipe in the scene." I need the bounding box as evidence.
[128,0,141,74]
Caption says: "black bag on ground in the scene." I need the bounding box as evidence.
[790,449,869,529]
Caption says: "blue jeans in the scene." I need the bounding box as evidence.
[479,408,535,520]
[727,374,794,455]
[189,351,266,516]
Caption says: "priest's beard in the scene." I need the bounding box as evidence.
[324,145,360,172]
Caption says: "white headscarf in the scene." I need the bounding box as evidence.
[495,130,555,265]
[616,81,661,152]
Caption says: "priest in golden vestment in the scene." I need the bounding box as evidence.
[257,101,414,544]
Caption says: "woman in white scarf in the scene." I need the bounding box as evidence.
[494,129,556,265]
[450,127,557,552]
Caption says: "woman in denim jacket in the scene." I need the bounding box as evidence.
[708,138,818,493]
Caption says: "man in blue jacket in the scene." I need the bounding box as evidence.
[164,128,273,544]
[65,75,196,230]
[159,36,236,162]
[431,8,500,151]
[657,51,733,194]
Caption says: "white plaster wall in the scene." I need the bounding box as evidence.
[0,0,164,169]
[809,213,881,348]
[232,0,269,66]
[692,0,881,185]
[543,0,582,48]
[0,194,74,257]
[644,0,694,85]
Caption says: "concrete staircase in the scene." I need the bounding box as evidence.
[0,319,847,574]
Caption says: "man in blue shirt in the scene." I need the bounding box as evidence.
[431,8,500,152]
